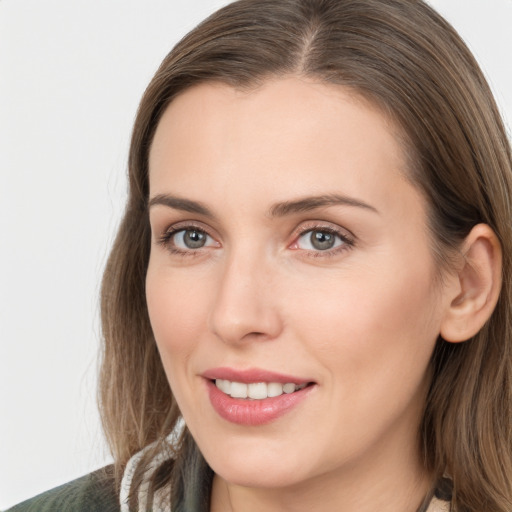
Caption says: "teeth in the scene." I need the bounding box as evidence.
[267,382,284,397]
[283,383,296,394]
[217,379,231,394]
[248,382,267,399]
[230,381,248,398]
[215,380,307,400]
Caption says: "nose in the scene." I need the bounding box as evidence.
[208,249,283,346]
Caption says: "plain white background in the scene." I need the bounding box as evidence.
[0,0,511,509]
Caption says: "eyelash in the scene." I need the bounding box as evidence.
[156,223,355,258]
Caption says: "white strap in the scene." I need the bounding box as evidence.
[426,496,451,512]
[119,439,174,512]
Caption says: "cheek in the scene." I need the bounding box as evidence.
[290,259,441,393]
[145,265,210,369]
[282,263,441,464]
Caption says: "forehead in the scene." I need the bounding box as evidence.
[150,78,402,162]
[148,77,415,218]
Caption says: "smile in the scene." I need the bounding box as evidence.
[202,368,316,426]
[215,379,308,399]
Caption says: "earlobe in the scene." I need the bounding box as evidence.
[440,224,502,343]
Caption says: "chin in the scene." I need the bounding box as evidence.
[215,462,308,490]
[199,436,319,490]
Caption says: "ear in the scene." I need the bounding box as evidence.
[440,224,502,343]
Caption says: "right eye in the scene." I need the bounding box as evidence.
[173,228,211,249]
[159,226,219,253]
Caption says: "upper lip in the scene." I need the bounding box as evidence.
[202,367,313,385]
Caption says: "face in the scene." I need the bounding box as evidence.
[146,78,448,491]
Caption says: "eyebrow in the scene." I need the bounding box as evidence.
[148,194,213,216]
[148,193,379,218]
[268,194,379,217]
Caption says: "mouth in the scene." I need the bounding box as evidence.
[213,379,310,400]
[202,368,316,426]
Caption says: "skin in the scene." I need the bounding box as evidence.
[145,77,457,512]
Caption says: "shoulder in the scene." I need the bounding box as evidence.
[5,465,119,512]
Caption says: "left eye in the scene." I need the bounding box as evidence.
[295,229,346,251]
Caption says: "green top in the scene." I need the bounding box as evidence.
[4,457,450,512]
[5,466,119,512]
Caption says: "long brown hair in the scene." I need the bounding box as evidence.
[99,1,512,509]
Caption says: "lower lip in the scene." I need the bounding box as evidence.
[206,380,314,426]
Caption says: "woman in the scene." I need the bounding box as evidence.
[8,0,512,511]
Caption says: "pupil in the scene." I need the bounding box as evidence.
[311,231,335,250]
[184,230,206,249]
